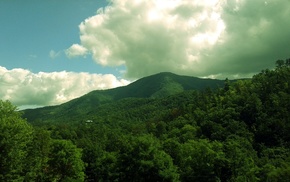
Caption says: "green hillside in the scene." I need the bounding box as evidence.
[23,72,225,123]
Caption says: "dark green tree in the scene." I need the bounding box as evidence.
[46,139,85,181]
[24,128,52,181]
[276,59,285,68]
[0,100,33,181]
[224,136,259,181]
[258,147,290,182]
[177,139,226,182]
[118,134,179,181]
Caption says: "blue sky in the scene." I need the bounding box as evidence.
[1,0,290,108]
[0,0,120,75]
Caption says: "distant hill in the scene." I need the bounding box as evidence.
[23,72,225,123]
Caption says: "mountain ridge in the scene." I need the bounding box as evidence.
[23,72,226,123]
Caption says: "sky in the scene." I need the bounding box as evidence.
[1,0,290,109]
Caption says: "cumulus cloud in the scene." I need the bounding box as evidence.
[0,66,130,108]
[65,44,88,58]
[69,0,290,79]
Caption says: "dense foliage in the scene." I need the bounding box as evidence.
[1,59,290,181]
[0,101,85,181]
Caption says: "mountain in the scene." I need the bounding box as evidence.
[23,72,225,123]
[111,72,224,98]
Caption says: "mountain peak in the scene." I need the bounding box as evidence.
[23,72,225,123]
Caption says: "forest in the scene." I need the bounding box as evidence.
[1,59,290,181]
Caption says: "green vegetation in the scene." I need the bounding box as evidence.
[23,72,225,124]
[0,101,85,181]
[1,59,290,181]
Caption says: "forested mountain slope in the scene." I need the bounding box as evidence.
[23,72,225,123]
[2,59,289,181]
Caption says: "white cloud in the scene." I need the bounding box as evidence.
[0,66,130,108]
[73,0,226,77]
[49,50,62,59]
[68,0,290,79]
[65,44,88,58]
